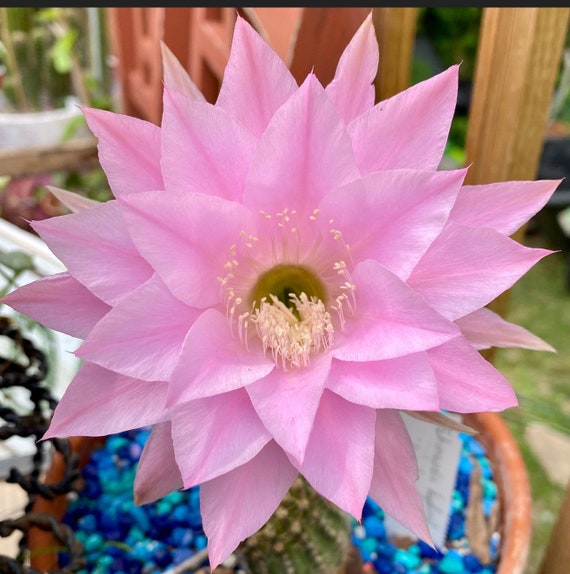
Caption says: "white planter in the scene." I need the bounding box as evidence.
[0,96,87,150]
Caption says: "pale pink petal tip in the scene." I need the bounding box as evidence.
[326,10,378,122]
[46,185,100,213]
[370,411,433,544]
[201,442,297,569]
[134,422,183,505]
[456,307,556,352]
[160,41,205,102]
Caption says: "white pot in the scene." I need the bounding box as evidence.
[0,96,87,150]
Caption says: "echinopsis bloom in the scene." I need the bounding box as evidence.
[3,13,559,569]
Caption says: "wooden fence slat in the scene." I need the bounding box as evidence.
[373,8,418,102]
[0,138,99,179]
[464,7,569,349]
[539,480,570,574]
[466,8,569,197]
[288,7,370,87]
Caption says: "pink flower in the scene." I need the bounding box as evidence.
[2,14,559,569]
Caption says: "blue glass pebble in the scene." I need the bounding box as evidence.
[154,499,172,516]
[483,497,495,517]
[489,532,501,560]
[451,490,465,512]
[363,514,386,539]
[447,512,466,540]
[376,541,396,559]
[172,547,195,565]
[482,478,498,499]
[165,490,184,506]
[479,458,493,479]
[171,525,194,547]
[151,542,171,568]
[464,553,485,572]
[77,513,97,532]
[84,532,104,553]
[359,537,378,561]
[467,438,487,457]
[373,557,395,574]
[438,549,465,573]
[418,539,444,559]
[459,454,474,475]
[394,548,421,569]
[195,533,208,550]
[407,543,421,555]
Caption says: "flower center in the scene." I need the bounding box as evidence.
[249,264,327,315]
[219,208,356,370]
[247,264,333,369]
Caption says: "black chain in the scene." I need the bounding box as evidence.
[0,316,85,573]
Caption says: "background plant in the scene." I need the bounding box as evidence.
[0,7,112,113]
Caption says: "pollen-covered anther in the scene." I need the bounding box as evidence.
[252,292,334,369]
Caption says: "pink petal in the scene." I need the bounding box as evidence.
[369,410,432,544]
[246,355,332,465]
[161,89,256,201]
[170,389,271,487]
[216,15,298,138]
[32,200,153,306]
[244,74,360,216]
[200,441,297,570]
[83,107,163,196]
[408,223,552,321]
[77,275,200,381]
[456,307,555,352]
[169,308,274,405]
[119,190,254,308]
[450,179,562,236]
[44,362,168,439]
[427,336,518,412]
[325,12,378,123]
[318,168,467,279]
[333,260,459,362]
[301,390,375,518]
[161,42,205,102]
[2,272,109,339]
[134,421,183,505]
[348,66,459,173]
[47,186,99,213]
[327,353,439,410]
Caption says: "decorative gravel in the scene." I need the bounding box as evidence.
[61,428,500,574]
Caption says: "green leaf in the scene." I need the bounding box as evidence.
[62,114,87,141]
[51,29,77,74]
[0,251,35,272]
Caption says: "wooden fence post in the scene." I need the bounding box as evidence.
[539,480,570,574]
[372,8,418,102]
[464,8,569,356]
[465,10,570,573]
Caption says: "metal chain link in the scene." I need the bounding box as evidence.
[0,316,85,573]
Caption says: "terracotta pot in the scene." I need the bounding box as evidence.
[28,412,531,573]
[462,412,532,574]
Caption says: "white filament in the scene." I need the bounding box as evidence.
[251,293,334,369]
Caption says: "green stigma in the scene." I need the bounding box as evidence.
[249,264,327,312]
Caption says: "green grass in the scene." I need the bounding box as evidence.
[494,228,570,574]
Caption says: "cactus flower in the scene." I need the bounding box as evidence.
[3,13,559,569]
